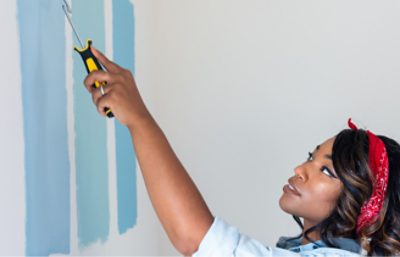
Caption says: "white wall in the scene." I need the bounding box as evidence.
[0,1,25,255]
[137,1,400,255]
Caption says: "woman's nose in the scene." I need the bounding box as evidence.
[294,164,307,181]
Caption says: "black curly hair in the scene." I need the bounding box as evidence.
[293,128,400,256]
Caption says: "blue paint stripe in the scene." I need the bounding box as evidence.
[113,0,138,234]
[17,0,70,255]
[72,0,110,248]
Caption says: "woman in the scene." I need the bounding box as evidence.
[84,47,400,256]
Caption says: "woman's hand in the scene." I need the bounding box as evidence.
[83,47,149,129]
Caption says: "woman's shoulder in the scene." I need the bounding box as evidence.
[194,217,361,257]
[277,236,361,254]
[270,247,360,257]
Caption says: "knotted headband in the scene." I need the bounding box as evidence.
[348,118,389,234]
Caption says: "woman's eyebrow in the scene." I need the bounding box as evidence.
[314,145,332,160]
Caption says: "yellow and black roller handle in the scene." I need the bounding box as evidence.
[74,39,114,118]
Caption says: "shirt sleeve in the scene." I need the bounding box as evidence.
[192,216,275,257]
[192,217,361,257]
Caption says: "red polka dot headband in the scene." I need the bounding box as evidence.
[348,118,389,235]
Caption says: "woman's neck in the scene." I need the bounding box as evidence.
[301,231,320,245]
[301,220,321,245]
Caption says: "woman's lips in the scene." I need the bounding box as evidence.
[283,183,301,196]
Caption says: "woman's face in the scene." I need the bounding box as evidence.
[279,137,343,228]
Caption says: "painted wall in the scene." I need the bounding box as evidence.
[0,0,161,255]
[3,0,400,256]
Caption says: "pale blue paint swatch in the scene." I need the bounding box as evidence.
[17,0,70,255]
[113,0,138,234]
[72,0,110,248]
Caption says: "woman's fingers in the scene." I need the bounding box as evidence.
[83,70,120,93]
[91,83,113,107]
[96,93,113,117]
[91,46,121,73]
[82,54,143,126]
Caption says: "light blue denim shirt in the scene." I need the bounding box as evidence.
[193,217,362,256]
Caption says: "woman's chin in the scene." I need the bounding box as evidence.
[279,195,298,216]
[278,196,291,214]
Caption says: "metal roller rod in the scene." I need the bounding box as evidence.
[62,0,84,49]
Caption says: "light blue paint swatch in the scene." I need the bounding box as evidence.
[72,0,110,248]
[113,0,138,234]
[17,0,70,255]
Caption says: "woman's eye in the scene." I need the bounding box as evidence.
[307,152,313,161]
[321,166,335,178]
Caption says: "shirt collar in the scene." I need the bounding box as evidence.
[276,236,361,254]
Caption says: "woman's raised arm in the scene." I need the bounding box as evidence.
[83,47,214,256]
